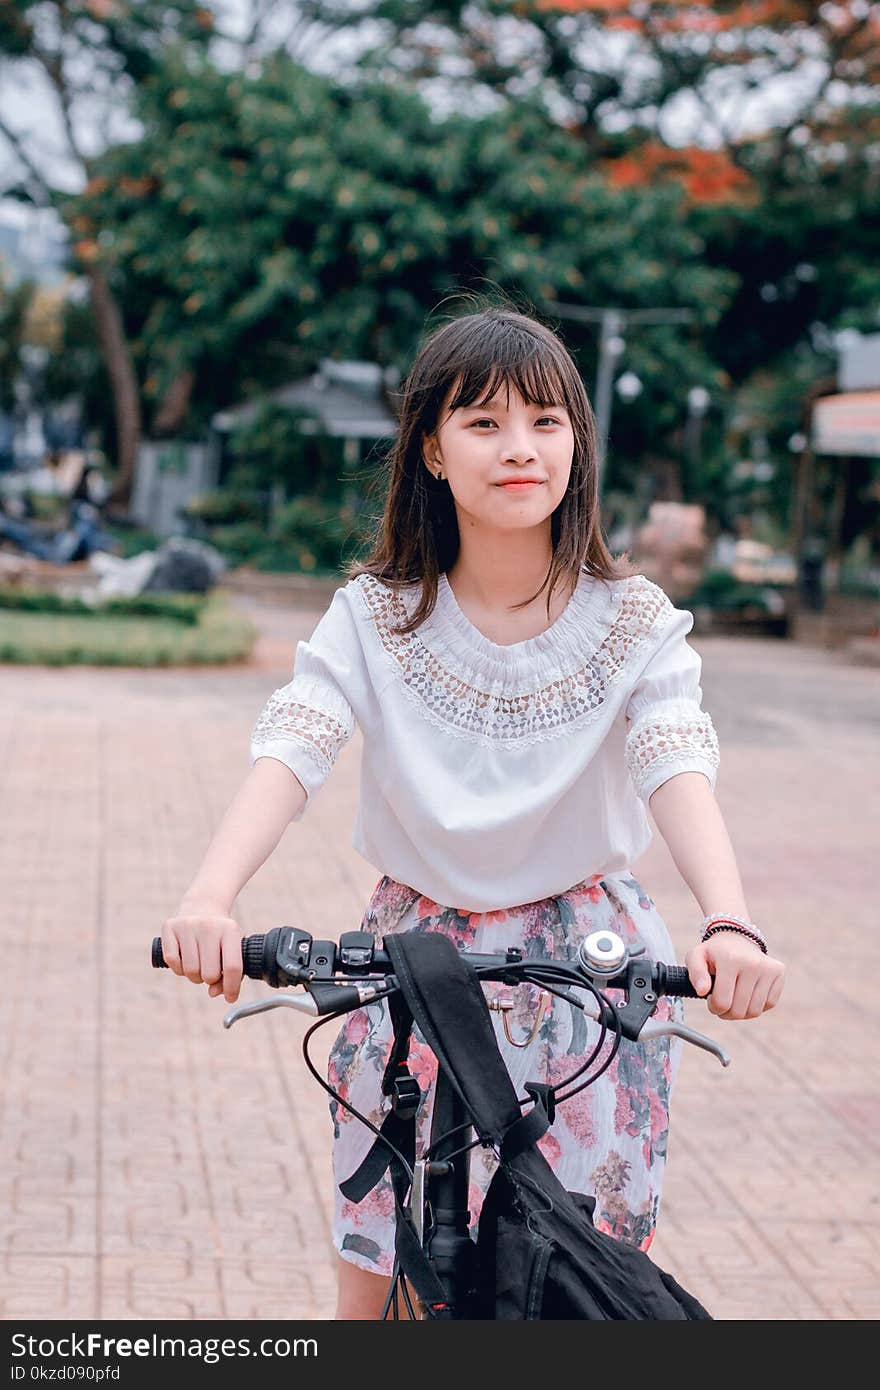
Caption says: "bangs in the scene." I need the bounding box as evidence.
[442,331,574,416]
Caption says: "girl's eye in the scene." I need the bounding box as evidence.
[469,417,561,429]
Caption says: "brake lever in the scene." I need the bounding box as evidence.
[223,977,397,1029]
[639,1018,730,1066]
[552,985,730,1067]
[223,994,318,1028]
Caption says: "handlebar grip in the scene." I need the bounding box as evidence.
[150,934,266,979]
[657,963,701,999]
[241,934,268,980]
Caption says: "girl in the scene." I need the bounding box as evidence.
[161,304,784,1320]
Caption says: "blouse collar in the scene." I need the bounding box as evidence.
[421,568,623,683]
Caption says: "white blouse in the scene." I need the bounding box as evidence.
[249,569,720,913]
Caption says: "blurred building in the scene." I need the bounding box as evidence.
[133,359,399,537]
[211,357,399,466]
[811,334,880,458]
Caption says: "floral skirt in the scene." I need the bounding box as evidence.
[328,871,684,1277]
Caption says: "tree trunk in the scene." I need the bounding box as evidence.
[86,264,142,510]
[153,368,196,437]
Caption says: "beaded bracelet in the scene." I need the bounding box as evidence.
[702,923,768,955]
[700,912,767,949]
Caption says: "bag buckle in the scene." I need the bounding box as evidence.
[391,1072,421,1120]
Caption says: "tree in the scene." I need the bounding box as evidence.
[68,49,737,489]
[296,2,879,167]
[0,0,215,505]
[291,0,880,524]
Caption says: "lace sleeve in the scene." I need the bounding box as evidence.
[249,588,359,820]
[622,594,720,808]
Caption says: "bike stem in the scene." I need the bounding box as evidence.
[417,1066,477,1319]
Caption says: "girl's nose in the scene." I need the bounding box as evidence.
[500,435,537,464]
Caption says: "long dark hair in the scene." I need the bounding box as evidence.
[346,296,634,636]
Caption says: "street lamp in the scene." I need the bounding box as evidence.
[546,300,697,488]
[683,386,711,499]
[616,372,643,403]
[593,313,627,470]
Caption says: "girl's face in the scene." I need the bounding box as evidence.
[423,379,575,536]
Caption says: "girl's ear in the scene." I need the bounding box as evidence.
[421,431,438,469]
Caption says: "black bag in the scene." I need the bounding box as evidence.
[340,930,711,1320]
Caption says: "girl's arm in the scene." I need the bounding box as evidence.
[161,757,308,1002]
[648,771,750,919]
[648,771,785,1021]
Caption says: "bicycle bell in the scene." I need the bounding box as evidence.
[578,928,627,978]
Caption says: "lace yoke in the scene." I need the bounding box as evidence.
[349,570,674,747]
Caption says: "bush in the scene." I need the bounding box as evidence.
[202,521,268,565]
[182,489,264,527]
[102,520,164,558]
[0,587,205,624]
[679,569,785,613]
[0,592,255,665]
[200,494,372,574]
[271,496,364,570]
[227,403,318,495]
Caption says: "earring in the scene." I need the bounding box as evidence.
[436,469,444,481]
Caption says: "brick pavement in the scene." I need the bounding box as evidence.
[1,592,878,1320]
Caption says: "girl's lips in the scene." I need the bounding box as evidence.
[497,481,542,489]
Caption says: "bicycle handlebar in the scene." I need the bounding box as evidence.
[151,926,728,1065]
[151,925,700,998]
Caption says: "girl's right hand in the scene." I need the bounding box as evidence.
[160,906,245,1003]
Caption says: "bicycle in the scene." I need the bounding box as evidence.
[152,924,728,1320]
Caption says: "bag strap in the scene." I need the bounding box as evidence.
[385,932,532,1142]
[339,932,551,1202]
[500,1082,554,1161]
[338,990,416,1203]
[334,979,454,1309]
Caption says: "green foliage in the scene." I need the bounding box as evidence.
[0,1,215,90]
[678,570,785,613]
[181,489,264,526]
[0,587,205,623]
[36,294,116,454]
[101,521,165,558]
[271,495,366,569]
[301,0,880,187]
[225,403,320,494]
[6,5,875,552]
[200,521,270,566]
[201,495,368,574]
[0,275,33,414]
[0,592,254,666]
[293,1,880,545]
[0,1,37,59]
[70,55,734,415]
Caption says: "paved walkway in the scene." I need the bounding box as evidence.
[1,591,878,1320]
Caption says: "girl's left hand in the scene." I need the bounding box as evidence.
[685,933,785,1021]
